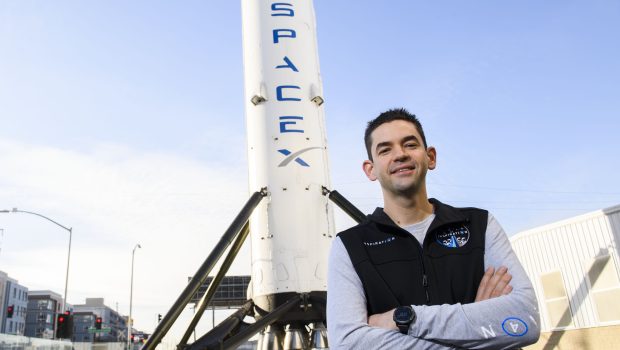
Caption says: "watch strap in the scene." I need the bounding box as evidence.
[397,323,409,334]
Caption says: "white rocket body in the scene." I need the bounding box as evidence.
[241,0,335,311]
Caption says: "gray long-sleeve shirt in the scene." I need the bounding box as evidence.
[327,213,541,349]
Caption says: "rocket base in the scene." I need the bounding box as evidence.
[188,292,328,350]
[141,189,364,350]
[254,291,326,324]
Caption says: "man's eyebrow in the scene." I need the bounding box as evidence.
[375,141,392,151]
[375,135,420,152]
[402,135,420,144]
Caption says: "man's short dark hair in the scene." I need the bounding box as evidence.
[364,108,428,160]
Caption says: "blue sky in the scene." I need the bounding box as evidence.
[1,0,619,342]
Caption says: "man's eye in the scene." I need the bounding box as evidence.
[378,148,390,155]
[405,143,417,148]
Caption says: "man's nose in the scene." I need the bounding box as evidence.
[393,147,410,161]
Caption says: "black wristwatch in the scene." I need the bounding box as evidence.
[393,305,416,334]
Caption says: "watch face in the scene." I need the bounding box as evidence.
[394,307,413,322]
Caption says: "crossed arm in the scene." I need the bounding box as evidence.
[326,214,541,349]
[368,266,514,329]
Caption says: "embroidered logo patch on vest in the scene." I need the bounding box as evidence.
[435,224,470,248]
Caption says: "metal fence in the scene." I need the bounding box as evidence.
[0,334,72,350]
[0,334,256,350]
[0,334,127,350]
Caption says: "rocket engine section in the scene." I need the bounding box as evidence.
[241,0,335,319]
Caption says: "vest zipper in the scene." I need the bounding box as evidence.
[422,274,429,303]
[413,236,431,304]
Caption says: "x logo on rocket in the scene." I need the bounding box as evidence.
[277,147,321,167]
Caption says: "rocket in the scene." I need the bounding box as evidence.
[242,1,336,347]
[241,0,334,318]
[143,1,365,349]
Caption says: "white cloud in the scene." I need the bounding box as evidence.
[0,138,251,339]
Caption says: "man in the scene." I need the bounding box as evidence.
[327,108,540,349]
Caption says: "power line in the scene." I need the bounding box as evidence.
[333,180,620,195]
[344,197,619,205]
[428,182,620,195]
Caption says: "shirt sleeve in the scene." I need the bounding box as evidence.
[408,214,541,349]
[327,236,457,349]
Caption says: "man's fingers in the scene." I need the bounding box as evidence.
[490,272,512,298]
[475,267,494,302]
[486,266,509,299]
[476,266,513,301]
[502,284,513,295]
[484,266,507,299]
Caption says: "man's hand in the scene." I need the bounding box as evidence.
[368,308,398,331]
[475,266,512,302]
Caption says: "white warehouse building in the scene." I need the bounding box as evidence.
[510,204,620,349]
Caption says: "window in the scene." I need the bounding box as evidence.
[586,255,620,323]
[540,270,573,328]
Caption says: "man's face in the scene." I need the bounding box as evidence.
[363,120,436,197]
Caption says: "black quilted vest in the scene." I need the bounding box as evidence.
[338,198,488,314]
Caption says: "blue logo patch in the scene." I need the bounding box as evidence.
[435,225,470,248]
[502,317,528,337]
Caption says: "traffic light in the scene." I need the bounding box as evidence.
[157,314,162,323]
[56,311,74,339]
[95,316,102,329]
[57,313,67,338]
[65,311,74,338]
[6,305,14,318]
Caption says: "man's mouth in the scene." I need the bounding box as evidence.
[391,165,415,174]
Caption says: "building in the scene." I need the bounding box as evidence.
[72,298,127,343]
[24,290,63,339]
[0,271,28,335]
[510,204,620,349]
[72,311,97,342]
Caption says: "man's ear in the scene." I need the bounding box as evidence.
[363,160,377,181]
[427,146,437,170]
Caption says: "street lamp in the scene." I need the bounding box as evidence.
[1,208,72,313]
[128,243,141,350]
